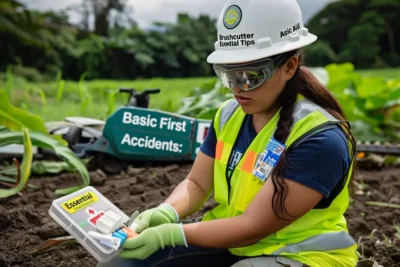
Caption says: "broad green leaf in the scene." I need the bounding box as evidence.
[0,175,17,183]
[0,89,47,133]
[387,106,400,122]
[177,81,231,118]
[0,126,9,133]
[0,175,39,189]
[326,63,362,94]
[31,161,76,175]
[1,161,75,176]
[197,108,218,120]
[364,97,387,110]
[357,77,387,98]
[364,82,400,110]
[350,121,384,142]
[0,166,17,176]
[387,80,400,90]
[336,94,375,124]
[0,131,90,195]
[0,128,32,198]
[384,86,400,108]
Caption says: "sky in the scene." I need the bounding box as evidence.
[20,0,335,29]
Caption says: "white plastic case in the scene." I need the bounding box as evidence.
[48,186,129,263]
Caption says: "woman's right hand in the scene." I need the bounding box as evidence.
[133,203,179,233]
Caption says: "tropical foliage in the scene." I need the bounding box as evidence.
[0,0,217,81]
[178,64,400,142]
[305,0,400,68]
[0,90,90,197]
[1,0,399,82]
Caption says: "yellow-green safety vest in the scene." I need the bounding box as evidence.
[201,97,358,266]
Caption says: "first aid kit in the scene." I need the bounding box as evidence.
[48,186,138,263]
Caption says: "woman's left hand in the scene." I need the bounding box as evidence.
[119,223,187,260]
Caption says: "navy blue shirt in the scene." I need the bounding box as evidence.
[200,115,351,199]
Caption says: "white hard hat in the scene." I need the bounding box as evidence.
[207,0,318,64]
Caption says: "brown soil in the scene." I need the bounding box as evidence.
[0,164,399,267]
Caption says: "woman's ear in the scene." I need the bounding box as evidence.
[283,56,299,81]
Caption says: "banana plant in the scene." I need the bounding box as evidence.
[0,129,90,196]
[326,63,400,141]
[176,80,232,119]
[0,89,47,133]
[0,89,90,196]
[0,128,32,198]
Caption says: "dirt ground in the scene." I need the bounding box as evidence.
[0,163,399,267]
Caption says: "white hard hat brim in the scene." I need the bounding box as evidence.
[207,34,317,65]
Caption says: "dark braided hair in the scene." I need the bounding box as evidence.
[269,50,357,222]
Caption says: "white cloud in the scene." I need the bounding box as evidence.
[127,0,226,28]
[20,0,334,29]
[21,0,80,11]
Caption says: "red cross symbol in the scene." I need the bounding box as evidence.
[88,212,104,226]
[86,207,97,216]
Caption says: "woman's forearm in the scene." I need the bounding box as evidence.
[164,179,212,220]
[183,215,263,248]
[181,178,324,249]
[163,152,214,220]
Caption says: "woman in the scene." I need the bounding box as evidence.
[103,0,359,266]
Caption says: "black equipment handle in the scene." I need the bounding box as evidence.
[144,89,161,94]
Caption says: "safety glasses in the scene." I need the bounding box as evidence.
[213,55,286,91]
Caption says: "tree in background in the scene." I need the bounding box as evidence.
[306,0,400,68]
[98,13,217,79]
[369,0,400,66]
[303,40,338,67]
[340,10,385,68]
[0,0,81,80]
[1,0,217,80]
[132,14,217,78]
[70,0,136,36]
[1,0,399,81]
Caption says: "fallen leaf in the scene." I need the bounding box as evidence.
[31,236,76,255]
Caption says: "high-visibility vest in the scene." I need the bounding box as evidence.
[201,97,358,266]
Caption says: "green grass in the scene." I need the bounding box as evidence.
[357,67,400,79]
[1,77,216,122]
[0,67,398,122]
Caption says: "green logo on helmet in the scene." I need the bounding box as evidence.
[224,5,242,29]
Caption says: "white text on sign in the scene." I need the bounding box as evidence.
[122,112,187,132]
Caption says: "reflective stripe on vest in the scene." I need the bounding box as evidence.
[202,97,358,265]
[218,98,339,133]
[219,99,239,132]
[272,230,356,255]
[292,99,338,124]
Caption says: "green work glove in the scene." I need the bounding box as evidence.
[133,203,179,233]
[120,223,188,260]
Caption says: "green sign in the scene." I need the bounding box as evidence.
[104,107,195,159]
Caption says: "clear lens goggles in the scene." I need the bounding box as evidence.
[213,55,286,91]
